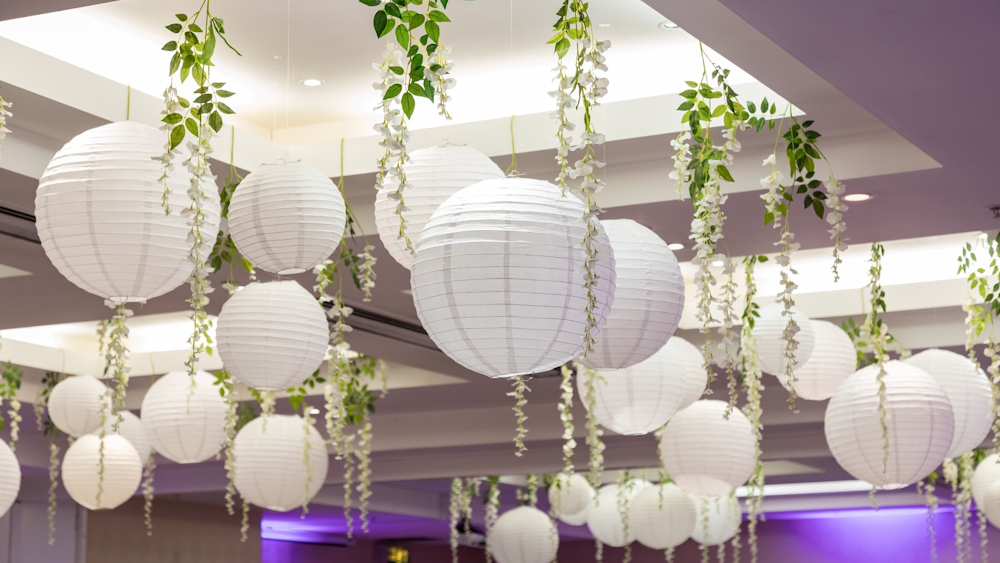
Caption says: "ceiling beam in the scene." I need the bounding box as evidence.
[0,0,114,22]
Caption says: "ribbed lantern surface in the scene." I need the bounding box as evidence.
[140,371,227,464]
[629,483,696,550]
[776,320,856,401]
[973,454,1000,507]
[548,473,595,526]
[755,303,816,376]
[47,375,108,438]
[691,495,742,546]
[0,440,20,518]
[91,410,153,463]
[62,434,141,510]
[586,481,651,547]
[488,506,558,563]
[669,336,708,410]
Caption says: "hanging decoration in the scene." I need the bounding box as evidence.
[91,410,152,464]
[628,483,696,551]
[586,480,650,549]
[558,365,576,476]
[692,495,741,547]
[35,371,63,545]
[0,86,11,159]
[410,177,617,378]
[717,259,740,409]
[548,473,595,526]
[943,453,976,563]
[660,400,755,497]
[0,439,20,519]
[665,336,709,410]
[207,127,256,290]
[917,475,940,563]
[140,371,227,464]
[510,376,530,457]
[47,375,108,438]
[754,303,816,395]
[779,320,855,401]
[576,363,606,489]
[488,506,559,563]
[485,477,501,563]
[62,434,141,511]
[740,255,766,563]
[0,362,23,451]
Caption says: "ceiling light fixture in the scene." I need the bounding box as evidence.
[667,243,685,251]
[300,78,324,87]
[659,20,679,30]
[711,259,725,267]
[309,408,321,415]
[843,193,872,202]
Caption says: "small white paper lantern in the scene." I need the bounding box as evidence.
[47,375,108,438]
[577,341,688,436]
[140,371,227,464]
[586,480,652,547]
[660,400,756,497]
[982,481,1000,529]
[36,121,220,302]
[669,336,708,410]
[489,506,558,563]
[691,495,742,546]
[411,177,617,378]
[629,483,696,550]
[548,473,595,526]
[756,303,816,376]
[776,320,856,401]
[228,161,346,275]
[233,415,329,512]
[905,348,993,458]
[217,280,329,391]
[62,434,141,510]
[973,454,1000,507]
[578,219,684,370]
[91,410,152,463]
[824,360,954,488]
[375,145,505,270]
[0,440,21,518]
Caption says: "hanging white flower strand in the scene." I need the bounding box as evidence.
[862,243,890,469]
[0,363,23,452]
[0,87,12,160]
[617,471,633,563]
[917,478,939,563]
[577,363,606,487]
[717,259,740,414]
[47,441,59,545]
[484,477,500,563]
[373,42,413,249]
[449,478,462,563]
[774,220,802,411]
[509,377,530,457]
[741,255,766,563]
[105,301,132,424]
[551,55,575,195]
[944,455,975,563]
[825,176,848,281]
[142,456,156,536]
[559,365,576,475]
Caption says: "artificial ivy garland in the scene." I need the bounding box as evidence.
[0,362,23,451]
[509,377,530,457]
[862,243,890,470]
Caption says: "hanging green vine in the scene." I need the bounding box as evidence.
[104,301,132,426]
[860,243,890,470]
[484,476,500,563]
[36,371,63,545]
[208,127,255,291]
[142,456,156,536]
[0,362,22,451]
[577,362,605,488]
[741,256,766,563]
[558,365,576,475]
[509,376,530,457]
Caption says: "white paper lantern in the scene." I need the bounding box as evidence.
[548,473,595,526]
[489,506,558,563]
[578,220,684,370]
[824,360,953,488]
[140,371,227,464]
[629,483,696,550]
[669,336,708,410]
[973,454,1000,507]
[982,480,1000,529]
[776,320,856,401]
[577,341,688,436]
[375,145,505,270]
[660,400,756,497]
[691,495,742,546]
[905,348,992,458]
[586,480,651,547]
[756,303,816,376]
[36,121,220,302]
[0,440,21,518]
[228,161,346,275]
[91,410,152,463]
[62,434,141,510]
[47,375,108,438]
[411,177,617,378]
[233,415,329,512]
[217,280,329,391]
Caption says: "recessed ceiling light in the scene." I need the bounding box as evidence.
[300,78,325,87]
[309,407,321,415]
[843,193,872,202]
[667,243,685,251]
[711,259,724,267]
[659,20,679,30]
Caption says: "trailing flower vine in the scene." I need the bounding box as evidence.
[0,362,22,451]
[577,363,605,488]
[558,365,576,475]
[104,301,132,425]
[861,243,890,470]
[485,476,500,563]
[944,454,976,563]
[36,371,62,545]
[717,259,740,414]
[0,87,11,160]
[509,377,529,457]
[741,255,767,563]
[917,475,940,563]
[142,456,156,536]
[616,471,633,563]
[449,478,462,563]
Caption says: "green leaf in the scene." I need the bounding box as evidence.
[162,113,183,124]
[194,93,213,104]
[189,23,203,33]
[359,0,381,5]
[677,100,694,111]
[425,20,440,43]
[216,90,235,98]
[192,63,205,86]
[166,23,183,33]
[408,83,426,97]
[395,23,408,46]
[176,13,188,21]
[218,102,234,114]
[374,10,388,36]
[679,89,698,99]
[711,105,726,118]
[185,117,199,136]
[385,3,401,17]
[209,111,223,133]
[162,41,178,52]
[200,26,216,64]
[555,37,571,59]
[402,92,415,118]
[428,9,450,22]
[685,80,698,88]
[383,83,403,99]
[379,18,396,38]
[716,165,734,182]
[747,101,756,113]
[389,66,404,75]
[169,52,181,75]
[812,198,825,219]
[169,125,186,149]
[408,13,425,29]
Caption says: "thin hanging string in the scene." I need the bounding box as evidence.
[285,0,291,130]
[338,137,346,193]
[126,84,131,121]
[505,115,519,176]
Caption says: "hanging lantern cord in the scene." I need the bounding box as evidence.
[505,114,519,177]
[126,84,131,121]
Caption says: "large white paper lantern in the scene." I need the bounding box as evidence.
[669,336,708,410]
[905,348,992,458]
[47,375,108,438]
[578,219,684,370]
[91,410,152,463]
[548,473,595,526]
[824,360,953,488]
[660,400,756,497]
[629,483,696,550]
[577,341,688,436]
[973,454,1000,507]
[691,495,742,546]
[586,480,652,547]
[228,161,346,275]
[233,415,329,512]
[375,145,504,270]
[489,506,558,563]
[140,371,227,464]
[776,320,856,401]
[0,440,21,518]
[982,480,1000,529]
[216,280,329,391]
[36,121,220,302]
[411,177,617,378]
[756,303,816,376]
[62,434,141,510]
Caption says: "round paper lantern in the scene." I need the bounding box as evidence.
[905,348,992,458]
[489,506,558,563]
[91,410,152,463]
[973,454,1000,507]
[660,400,756,497]
[669,336,708,410]
[586,480,652,547]
[62,434,141,510]
[756,303,816,376]
[824,360,953,488]
[375,145,505,270]
[411,177,617,378]
[548,473,595,526]
[629,483,696,550]
[228,160,346,275]
[982,480,1000,529]
[36,121,220,302]
[140,371,227,464]
[578,219,684,370]
[47,375,108,438]
[233,415,329,512]
[0,440,21,518]
[691,495,741,546]
[775,320,856,401]
[216,280,329,391]
[577,341,688,436]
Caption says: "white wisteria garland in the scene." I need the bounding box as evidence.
[741,255,766,563]
[510,377,530,457]
[559,365,576,475]
[0,89,11,159]
[373,42,413,250]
